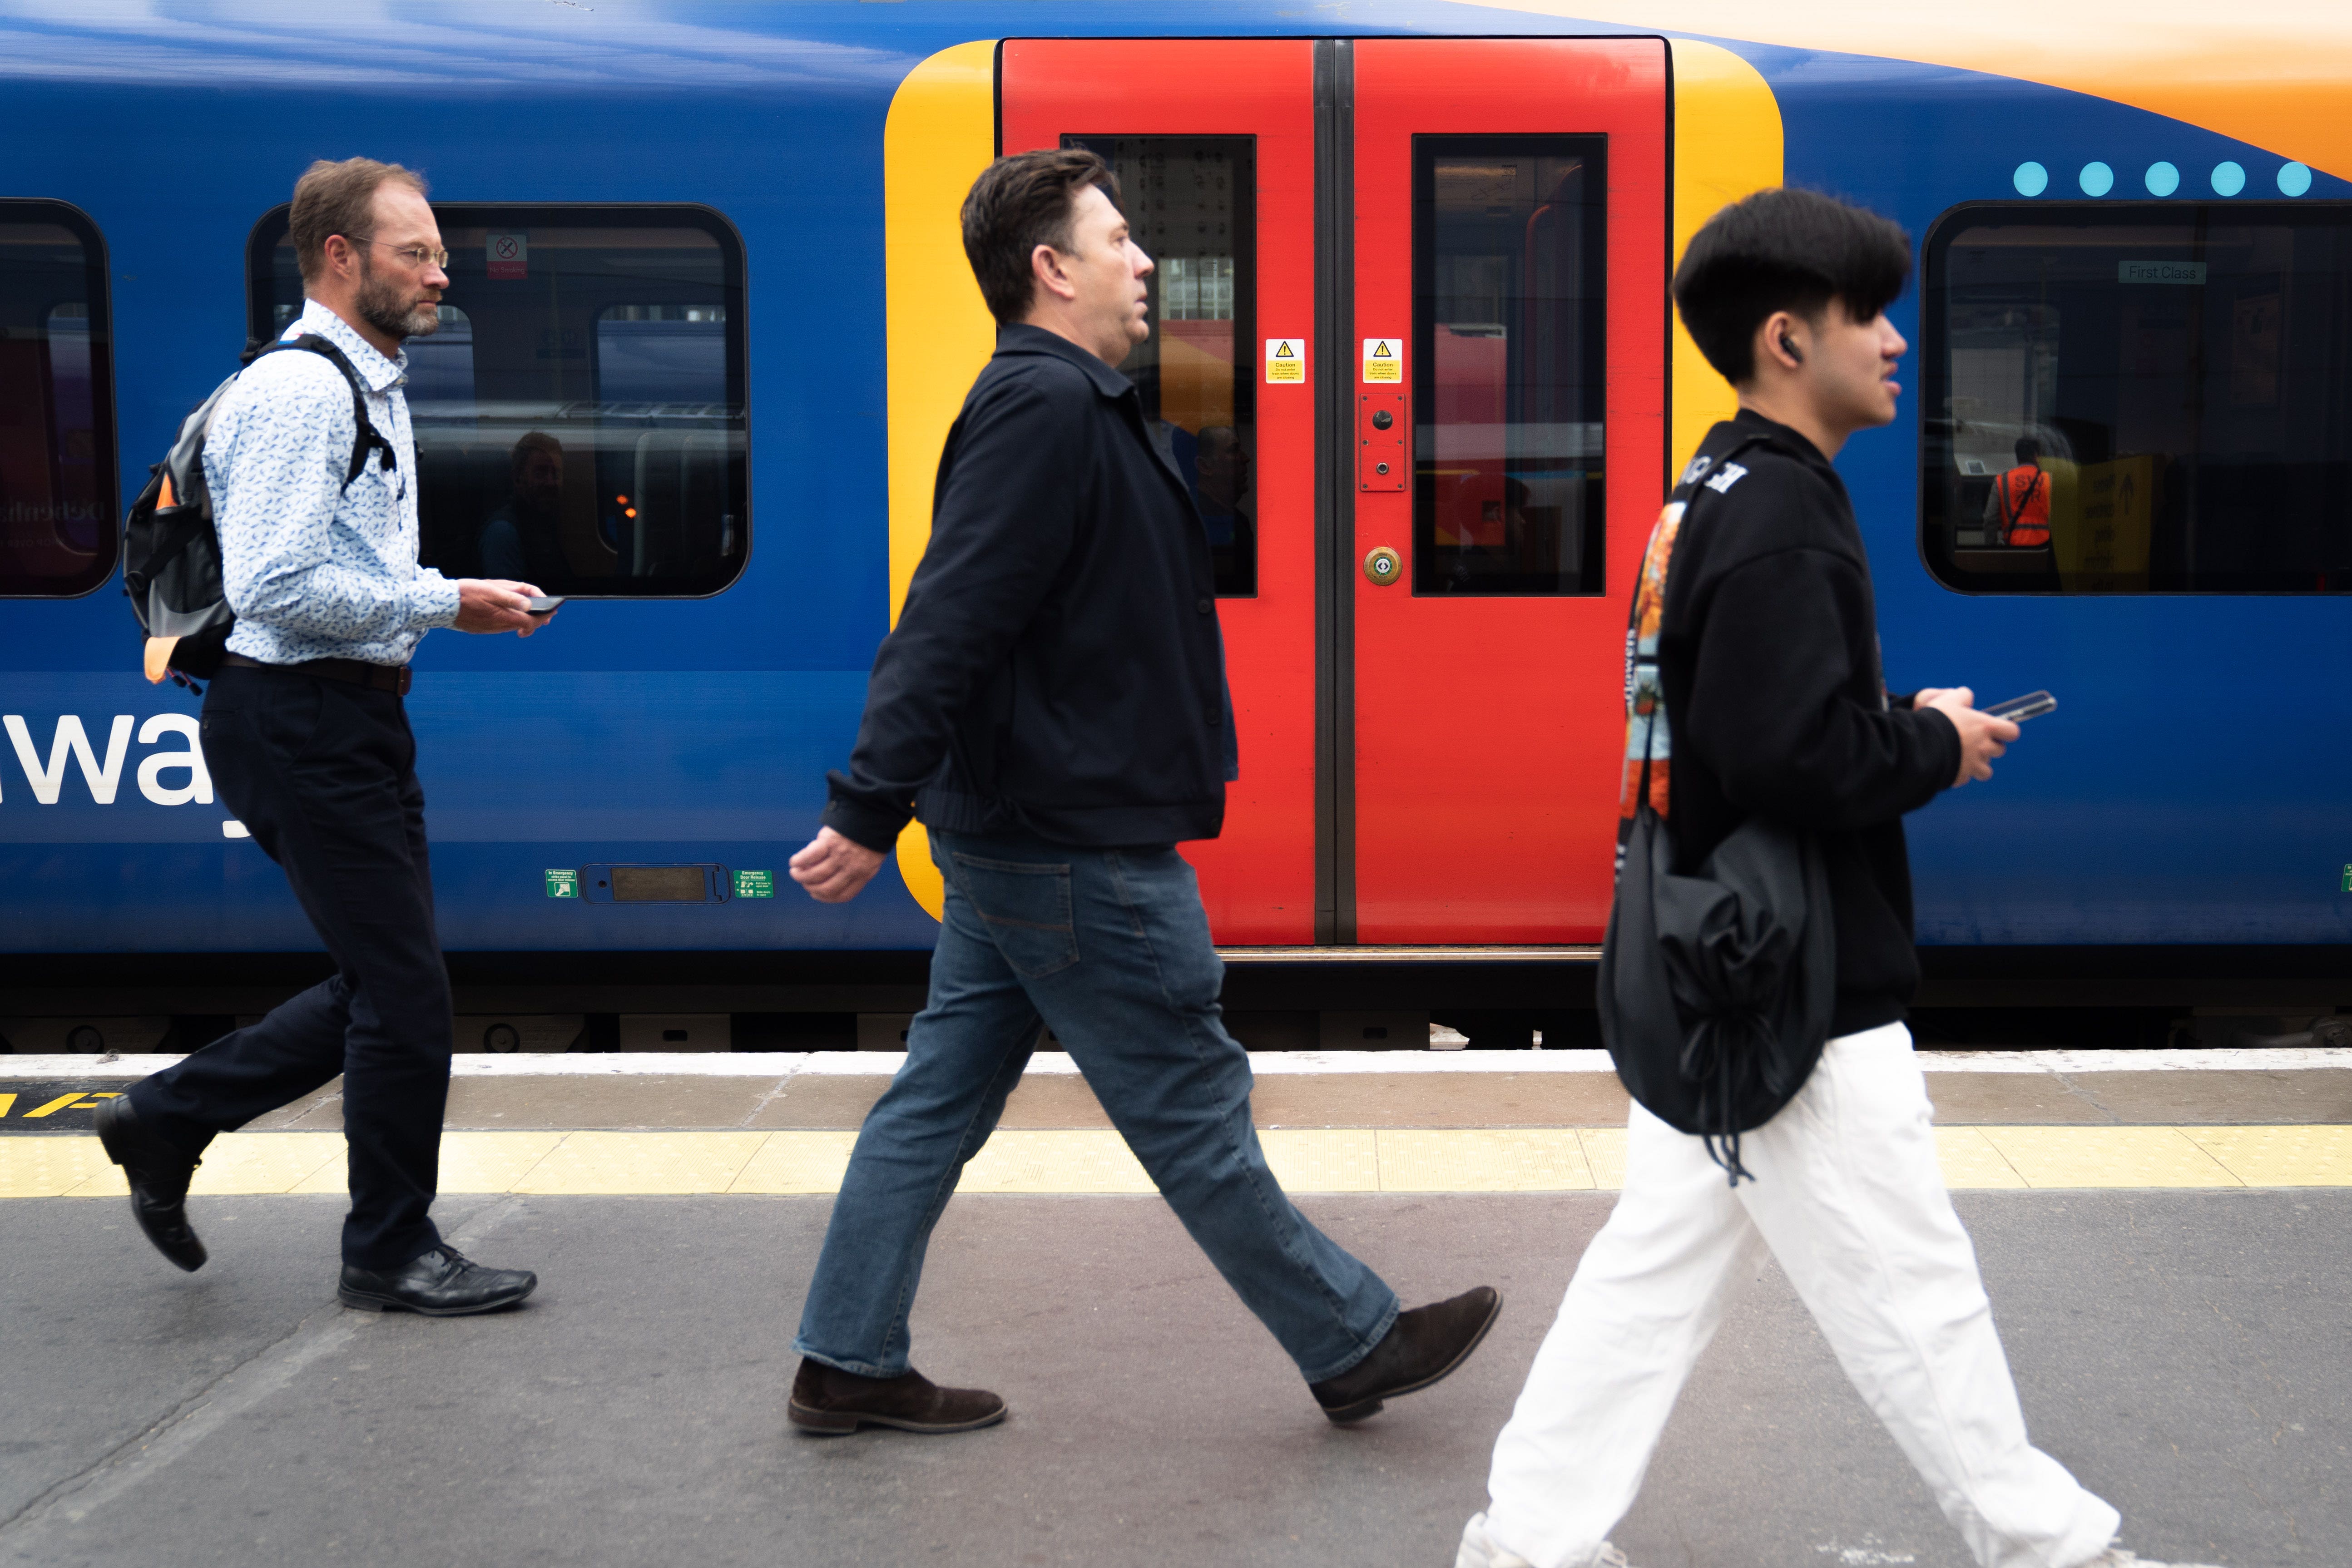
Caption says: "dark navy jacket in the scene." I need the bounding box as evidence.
[823,326,1237,852]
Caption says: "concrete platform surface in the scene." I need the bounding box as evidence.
[1,1189,2343,1568]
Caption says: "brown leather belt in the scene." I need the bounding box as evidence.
[220,651,412,696]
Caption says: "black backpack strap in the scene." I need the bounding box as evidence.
[250,334,397,489]
[1993,465,2044,533]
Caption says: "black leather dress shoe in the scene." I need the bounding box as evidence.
[787,1357,1007,1435]
[91,1096,206,1273]
[1310,1285,1502,1424]
[338,1245,537,1316]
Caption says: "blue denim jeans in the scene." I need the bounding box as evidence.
[793,829,1399,1383]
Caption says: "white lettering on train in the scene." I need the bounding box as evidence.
[0,714,213,806]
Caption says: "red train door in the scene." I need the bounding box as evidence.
[1348,39,1667,943]
[998,37,1664,947]
[1000,39,1321,944]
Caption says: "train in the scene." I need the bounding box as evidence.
[1,2,2347,1049]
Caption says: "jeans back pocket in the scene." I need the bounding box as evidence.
[948,853,1080,979]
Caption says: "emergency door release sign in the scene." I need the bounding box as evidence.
[1264,339,1305,384]
[1362,338,1402,383]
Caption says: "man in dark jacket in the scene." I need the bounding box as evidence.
[783,148,1497,1437]
[1460,191,2154,1568]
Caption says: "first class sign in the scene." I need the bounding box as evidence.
[2119,259,2206,285]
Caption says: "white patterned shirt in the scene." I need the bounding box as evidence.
[209,299,460,666]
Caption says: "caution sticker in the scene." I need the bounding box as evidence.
[546,869,579,899]
[735,869,776,898]
[1362,338,1402,383]
[1264,338,1305,384]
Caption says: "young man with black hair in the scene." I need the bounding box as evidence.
[1457,190,2204,1568]
[782,147,1498,1437]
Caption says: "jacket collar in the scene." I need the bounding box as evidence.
[1729,406,1836,471]
[292,297,408,392]
[993,322,1134,399]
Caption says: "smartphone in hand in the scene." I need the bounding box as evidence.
[1982,690,2056,722]
[525,596,565,615]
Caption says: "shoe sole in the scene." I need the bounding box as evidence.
[337,1280,538,1317]
[786,1400,1008,1436]
[1322,1290,1505,1425]
[94,1102,208,1274]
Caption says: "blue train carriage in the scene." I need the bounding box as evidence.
[0,5,2345,1017]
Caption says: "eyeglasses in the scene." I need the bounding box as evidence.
[347,236,451,270]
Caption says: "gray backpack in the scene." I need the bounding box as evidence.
[123,334,395,688]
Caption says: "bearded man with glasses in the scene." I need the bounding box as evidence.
[94,158,550,1316]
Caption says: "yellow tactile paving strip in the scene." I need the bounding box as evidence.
[8,1125,2352,1198]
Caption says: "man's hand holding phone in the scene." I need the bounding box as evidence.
[1915,686,2021,787]
[455,579,557,637]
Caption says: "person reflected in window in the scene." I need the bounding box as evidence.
[1193,423,1252,543]
[477,431,568,585]
[1984,435,2050,547]
[1128,360,1199,485]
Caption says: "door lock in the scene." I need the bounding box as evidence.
[1358,391,1406,491]
[1363,545,1402,585]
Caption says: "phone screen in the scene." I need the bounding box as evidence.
[525,596,565,615]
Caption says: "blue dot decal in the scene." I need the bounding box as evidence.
[2279,162,2313,197]
[2013,161,2049,197]
[2144,161,2180,197]
[2079,161,2114,197]
[2212,161,2246,196]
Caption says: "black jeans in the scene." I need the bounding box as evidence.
[130,663,453,1269]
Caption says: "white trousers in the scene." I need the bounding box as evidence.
[1479,1023,2119,1568]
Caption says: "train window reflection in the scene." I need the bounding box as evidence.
[1924,203,2352,592]
[1064,134,1257,596]
[248,205,747,597]
[0,204,116,598]
[1413,137,1609,596]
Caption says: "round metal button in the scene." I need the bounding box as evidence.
[1363,545,1401,585]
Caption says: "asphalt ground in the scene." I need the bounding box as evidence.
[2,1186,2343,1568]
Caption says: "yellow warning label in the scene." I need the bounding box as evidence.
[1264,338,1305,384]
[1362,338,1402,383]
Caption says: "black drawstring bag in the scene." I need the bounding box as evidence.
[1600,792,1835,1183]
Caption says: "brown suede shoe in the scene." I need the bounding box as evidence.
[1310,1285,1501,1424]
[787,1357,1007,1435]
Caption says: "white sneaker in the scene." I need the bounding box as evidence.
[1456,1512,1631,1568]
[2075,1550,2228,1568]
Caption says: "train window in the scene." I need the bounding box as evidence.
[1923,203,2352,593]
[248,205,747,596]
[0,203,116,598]
[1413,136,1609,596]
[1063,135,1257,596]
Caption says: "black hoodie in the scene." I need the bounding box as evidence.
[1646,410,1962,1036]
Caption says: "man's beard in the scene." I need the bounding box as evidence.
[356,257,440,341]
